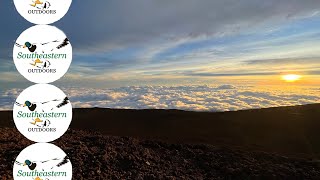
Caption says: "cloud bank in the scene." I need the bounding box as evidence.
[1,85,319,112]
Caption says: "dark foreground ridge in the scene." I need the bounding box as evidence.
[1,104,320,178]
[1,128,320,179]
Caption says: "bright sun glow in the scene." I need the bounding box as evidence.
[282,74,302,82]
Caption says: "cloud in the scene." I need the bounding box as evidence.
[244,57,320,65]
[57,0,320,53]
[1,0,320,84]
[184,72,277,77]
[1,85,319,111]
[216,85,236,90]
[0,89,23,110]
[1,1,320,105]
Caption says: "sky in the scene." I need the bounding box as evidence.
[0,0,320,111]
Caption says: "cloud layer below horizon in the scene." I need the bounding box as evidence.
[1,85,319,112]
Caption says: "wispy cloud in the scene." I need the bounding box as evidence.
[1,0,320,89]
[58,0,320,52]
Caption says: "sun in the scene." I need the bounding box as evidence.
[281,74,302,82]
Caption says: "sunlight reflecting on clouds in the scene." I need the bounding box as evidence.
[1,85,319,112]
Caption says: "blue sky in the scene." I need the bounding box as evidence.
[1,1,320,98]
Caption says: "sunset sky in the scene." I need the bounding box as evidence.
[0,0,319,111]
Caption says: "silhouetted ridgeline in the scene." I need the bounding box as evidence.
[1,103,320,158]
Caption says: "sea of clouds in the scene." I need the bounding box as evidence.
[1,85,319,112]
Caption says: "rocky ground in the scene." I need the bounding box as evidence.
[1,128,320,179]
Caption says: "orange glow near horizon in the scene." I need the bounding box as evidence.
[208,74,320,86]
